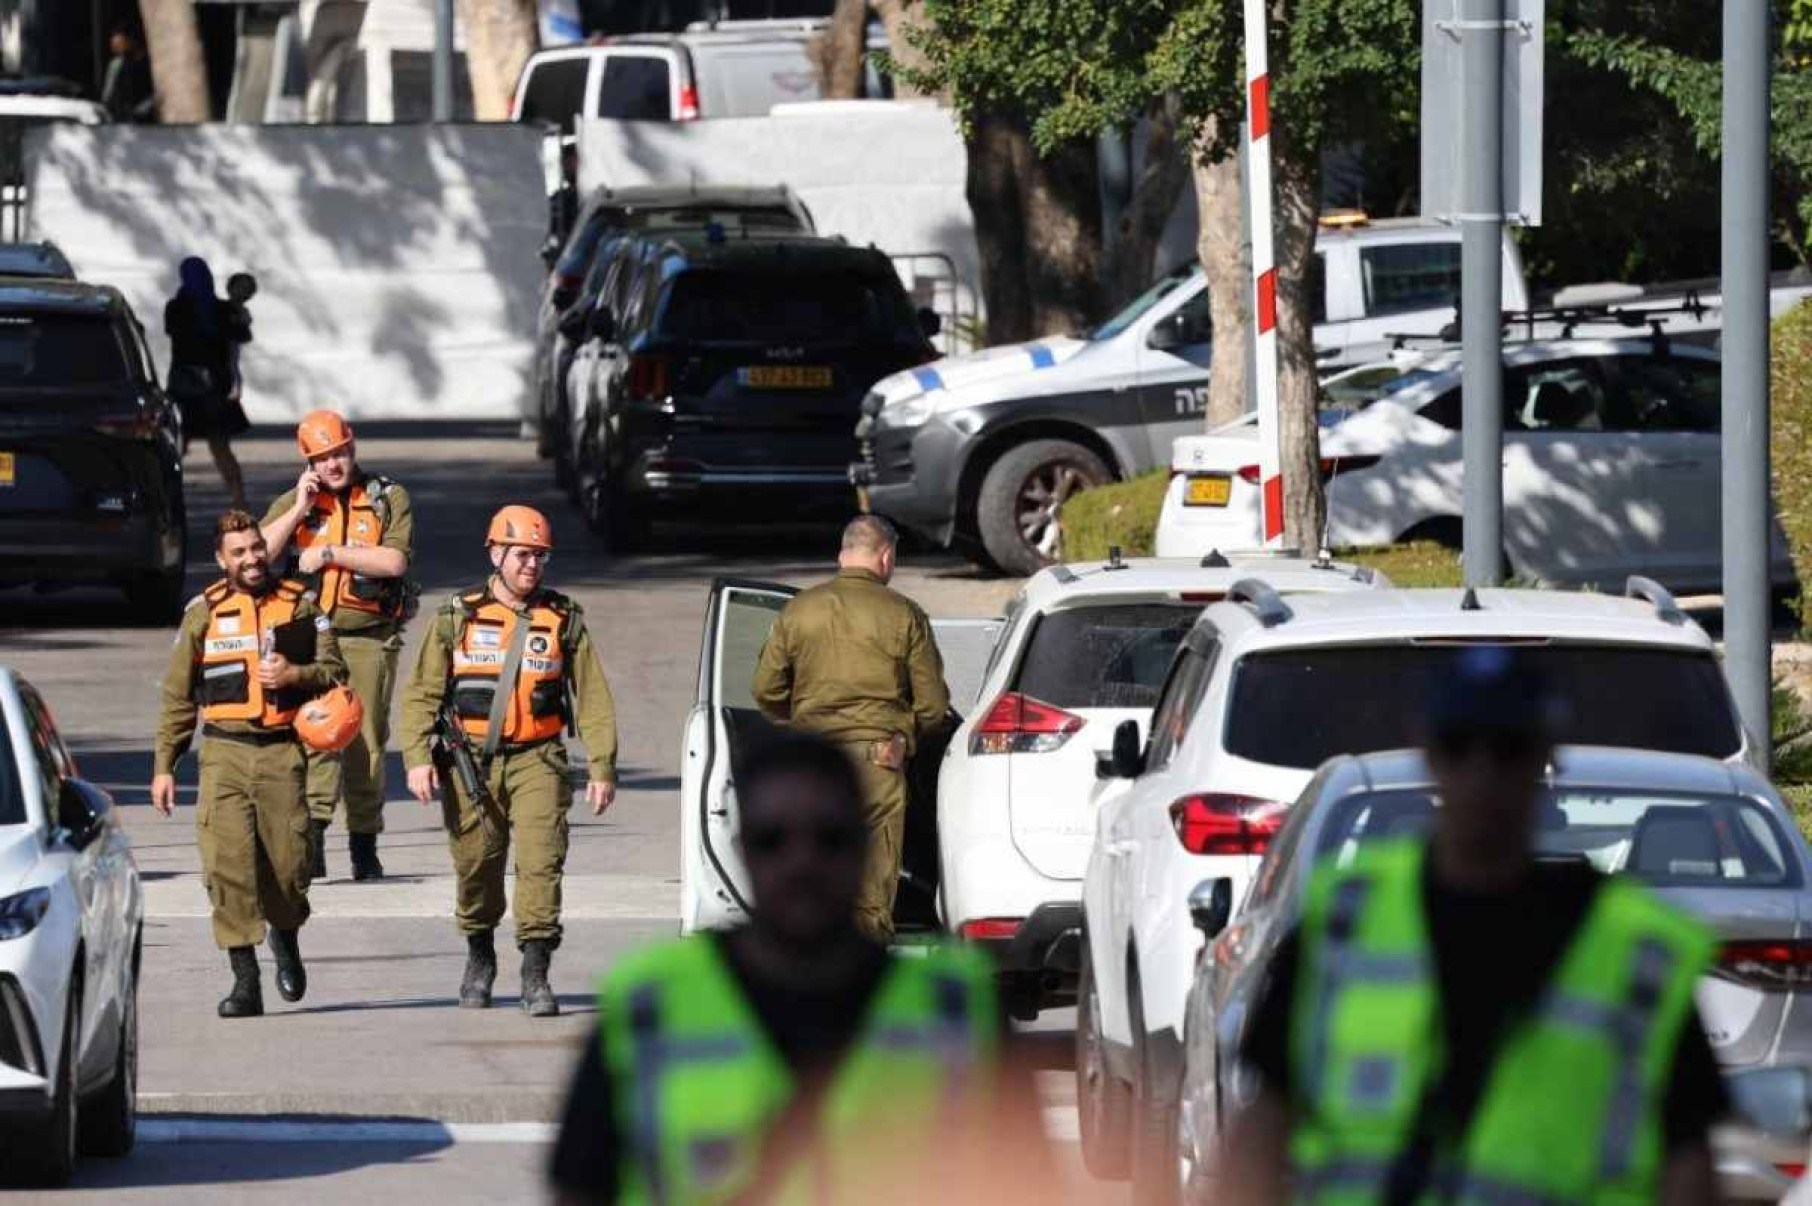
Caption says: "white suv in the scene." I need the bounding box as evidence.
[936,554,1384,1018]
[1155,338,1799,596]
[1077,580,1750,1195]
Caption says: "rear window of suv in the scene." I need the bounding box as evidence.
[656,268,919,345]
[0,314,127,385]
[1013,604,1201,710]
[1224,643,1742,769]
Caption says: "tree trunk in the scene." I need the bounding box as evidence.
[459,0,539,121]
[872,0,936,100]
[811,0,868,99]
[1102,96,1189,310]
[1272,147,1325,552]
[1192,127,1249,430]
[965,111,1036,345]
[137,0,210,122]
[1021,135,1104,337]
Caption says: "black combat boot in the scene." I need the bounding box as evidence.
[519,940,559,1018]
[308,818,329,881]
[218,946,263,1018]
[268,928,307,1003]
[460,930,497,1009]
[349,832,384,881]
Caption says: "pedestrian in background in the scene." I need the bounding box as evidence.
[165,257,250,510]
[262,410,417,882]
[751,515,949,944]
[149,511,347,1017]
[399,506,618,1017]
[1222,646,1725,1206]
[100,26,156,122]
[549,732,1052,1206]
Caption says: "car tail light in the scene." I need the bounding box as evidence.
[958,918,1022,941]
[1235,456,1381,484]
[677,84,700,121]
[1168,794,1286,856]
[968,691,1084,756]
[1716,940,1812,991]
[626,354,671,400]
[94,411,158,440]
[1778,1163,1808,1180]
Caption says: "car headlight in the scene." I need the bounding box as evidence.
[876,395,934,431]
[0,888,50,941]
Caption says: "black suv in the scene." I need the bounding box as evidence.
[570,231,937,545]
[0,281,186,620]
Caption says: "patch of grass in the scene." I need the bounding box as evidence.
[1059,471,1168,562]
[1774,303,1812,627]
[1337,542,1465,588]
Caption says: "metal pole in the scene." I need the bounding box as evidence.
[432,0,456,123]
[1460,0,1505,587]
[1239,129,1257,413]
[1723,0,1773,767]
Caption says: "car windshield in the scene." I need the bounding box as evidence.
[1316,788,1801,889]
[1012,604,1201,710]
[1090,271,1194,342]
[0,314,127,385]
[655,269,920,345]
[1224,644,1742,770]
[0,718,21,826]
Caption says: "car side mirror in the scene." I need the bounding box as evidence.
[56,778,110,852]
[1189,877,1234,940]
[1727,1065,1812,1138]
[587,308,617,342]
[1104,718,1144,779]
[917,307,943,338]
[1147,315,1184,352]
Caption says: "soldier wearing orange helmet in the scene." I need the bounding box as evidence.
[398,505,619,1017]
[261,409,418,883]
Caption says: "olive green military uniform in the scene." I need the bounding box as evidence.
[397,581,618,947]
[154,585,346,951]
[263,476,415,836]
[751,567,950,942]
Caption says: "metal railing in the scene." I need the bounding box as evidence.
[888,250,980,356]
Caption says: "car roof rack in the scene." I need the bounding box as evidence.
[1227,578,1292,628]
[1625,576,1686,625]
[1049,564,1078,585]
[1383,291,1711,355]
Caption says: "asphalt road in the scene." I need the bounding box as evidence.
[0,430,1114,1203]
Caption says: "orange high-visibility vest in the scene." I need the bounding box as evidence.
[446,587,573,746]
[196,579,310,728]
[292,476,405,619]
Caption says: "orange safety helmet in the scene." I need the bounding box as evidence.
[486,505,553,550]
[297,409,355,459]
[295,685,364,753]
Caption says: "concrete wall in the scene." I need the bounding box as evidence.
[28,122,545,423]
[577,102,982,345]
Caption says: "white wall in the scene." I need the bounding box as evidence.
[577,103,981,341]
[28,122,545,423]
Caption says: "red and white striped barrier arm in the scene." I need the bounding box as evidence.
[1244,0,1285,545]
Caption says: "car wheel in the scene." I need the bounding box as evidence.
[976,439,1110,577]
[124,567,186,627]
[1129,968,1180,1206]
[1075,947,1132,1181]
[79,957,136,1157]
[15,981,79,1186]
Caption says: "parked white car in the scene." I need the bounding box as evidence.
[0,668,142,1186]
[1077,581,1750,1194]
[1156,338,1799,595]
[937,553,1384,1018]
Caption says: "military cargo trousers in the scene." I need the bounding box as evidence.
[197,736,312,949]
[441,740,572,947]
[305,630,402,833]
[837,739,908,944]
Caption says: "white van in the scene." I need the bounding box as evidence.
[305,0,475,123]
[512,18,887,131]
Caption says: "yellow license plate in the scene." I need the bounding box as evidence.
[1185,474,1231,507]
[742,365,833,389]
[0,452,13,487]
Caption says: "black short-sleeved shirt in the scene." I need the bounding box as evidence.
[549,933,891,1202]
[1238,859,1727,1155]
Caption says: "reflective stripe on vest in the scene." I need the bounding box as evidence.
[197,579,307,727]
[1288,840,1713,1206]
[598,937,998,1206]
[448,595,567,745]
[292,479,398,618]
